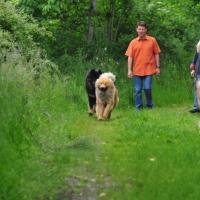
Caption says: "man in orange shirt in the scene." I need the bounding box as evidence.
[125,21,161,110]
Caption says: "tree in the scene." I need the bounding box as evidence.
[87,0,96,43]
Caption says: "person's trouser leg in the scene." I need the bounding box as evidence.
[144,75,153,108]
[194,81,198,109]
[133,76,143,109]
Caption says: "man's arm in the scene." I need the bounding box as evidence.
[155,54,160,74]
[190,52,198,77]
[155,54,160,68]
[128,56,133,78]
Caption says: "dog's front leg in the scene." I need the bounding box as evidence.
[103,102,114,119]
[96,101,104,120]
[88,96,96,115]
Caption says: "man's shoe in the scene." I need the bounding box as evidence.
[147,105,153,109]
[189,108,200,113]
[136,106,143,111]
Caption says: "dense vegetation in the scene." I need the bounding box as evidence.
[8,0,200,70]
[1,0,200,199]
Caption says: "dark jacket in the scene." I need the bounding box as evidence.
[190,52,200,75]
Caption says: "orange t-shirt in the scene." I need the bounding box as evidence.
[125,35,161,76]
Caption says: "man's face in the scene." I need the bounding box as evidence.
[136,25,147,38]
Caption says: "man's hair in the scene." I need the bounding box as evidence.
[136,21,148,29]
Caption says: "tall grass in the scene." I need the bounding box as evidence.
[0,3,196,198]
[0,54,196,200]
[153,61,193,107]
[0,60,69,199]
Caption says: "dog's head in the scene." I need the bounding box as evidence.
[99,72,116,82]
[86,69,102,90]
[95,77,114,92]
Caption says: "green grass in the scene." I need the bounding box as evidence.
[1,62,200,200]
[61,107,200,200]
[2,104,200,200]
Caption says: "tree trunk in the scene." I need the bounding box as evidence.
[87,0,96,43]
[107,0,115,41]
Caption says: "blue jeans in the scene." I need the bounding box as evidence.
[194,78,198,109]
[194,84,198,109]
[193,75,200,109]
[133,75,153,109]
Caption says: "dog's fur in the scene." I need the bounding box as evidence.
[98,72,116,82]
[85,69,102,115]
[95,72,119,120]
[197,79,200,108]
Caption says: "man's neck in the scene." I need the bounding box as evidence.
[138,35,147,40]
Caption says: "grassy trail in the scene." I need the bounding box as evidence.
[16,105,200,200]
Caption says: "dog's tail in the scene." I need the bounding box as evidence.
[197,80,200,108]
[99,72,116,82]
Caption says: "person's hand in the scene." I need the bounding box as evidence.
[128,71,133,78]
[191,70,195,77]
[156,67,160,75]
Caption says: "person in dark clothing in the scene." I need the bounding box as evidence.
[189,40,200,113]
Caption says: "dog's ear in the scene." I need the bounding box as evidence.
[90,69,95,73]
[97,69,102,74]
[86,69,94,76]
[90,69,98,77]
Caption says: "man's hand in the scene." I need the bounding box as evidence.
[128,70,133,78]
[191,70,195,77]
[156,67,160,75]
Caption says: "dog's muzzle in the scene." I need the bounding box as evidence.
[99,87,107,92]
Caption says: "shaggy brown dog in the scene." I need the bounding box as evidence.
[95,73,119,120]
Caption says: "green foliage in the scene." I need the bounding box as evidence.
[0,1,52,50]
[0,1,199,199]
[10,0,200,73]
[0,2,64,199]
[0,54,71,200]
